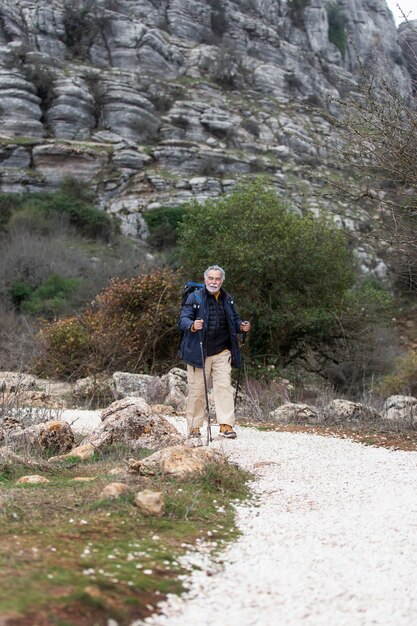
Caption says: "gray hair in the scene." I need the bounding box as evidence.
[204,265,225,280]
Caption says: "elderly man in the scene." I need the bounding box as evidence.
[178,264,250,441]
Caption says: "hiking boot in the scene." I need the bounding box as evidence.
[219,424,237,439]
[188,427,202,439]
[187,427,203,447]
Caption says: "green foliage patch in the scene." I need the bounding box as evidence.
[10,273,81,317]
[327,1,348,59]
[179,179,352,356]
[178,179,393,384]
[1,179,113,240]
[380,350,417,396]
[143,205,187,250]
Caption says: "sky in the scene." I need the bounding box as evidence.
[385,0,417,25]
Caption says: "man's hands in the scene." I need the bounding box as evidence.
[193,319,250,332]
[193,319,204,331]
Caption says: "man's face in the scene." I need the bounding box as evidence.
[205,270,223,294]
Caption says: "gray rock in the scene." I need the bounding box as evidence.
[0,145,31,168]
[134,489,165,516]
[113,368,188,411]
[112,371,164,403]
[383,395,417,424]
[324,399,381,423]
[112,148,151,170]
[0,0,412,281]
[32,143,109,185]
[161,368,188,411]
[0,419,75,454]
[399,20,417,89]
[269,403,321,424]
[47,77,96,139]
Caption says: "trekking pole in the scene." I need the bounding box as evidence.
[234,331,247,408]
[199,332,212,446]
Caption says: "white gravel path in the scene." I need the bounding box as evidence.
[134,422,417,626]
[66,410,417,625]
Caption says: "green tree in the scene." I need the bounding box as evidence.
[178,179,391,381]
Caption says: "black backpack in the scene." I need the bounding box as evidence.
[178,281,204,354]
[181,280,204,307]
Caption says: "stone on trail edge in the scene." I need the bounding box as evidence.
[131,419,417,626]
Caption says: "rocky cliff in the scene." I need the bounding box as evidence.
[0,0,414,258]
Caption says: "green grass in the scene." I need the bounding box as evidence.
[0,136,40,146]
[0,455,252,625]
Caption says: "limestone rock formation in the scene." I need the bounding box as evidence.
[398,20,417,92]
[0,0,412,258]
[48,396,184,461]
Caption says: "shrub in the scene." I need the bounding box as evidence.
[242,118,260,138]
[0,303,38,371]
[20,273,82,318]
[63,2,109,61]
[210,45,242,90]
[9,281,33,311]
[22,62,55,116]
[208,0,228,38]
[290,0,310,26]
[327,1,348,59]
[178,178,393,383]
[0,194,19,232]
[35,315,93,379]
[0,180,114,241]
[35,270,182,379]
[143,206,187,250]
[380,350,417,396]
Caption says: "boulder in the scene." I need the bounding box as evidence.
[324,400,381,424]
[72,375,114,405]
[269,403,321,424]
[134,489,165,516]
[113,368,188,410]
[382,395,417,424]
[127,444,224,478]
[0,419,75,454]
[17,475,50,484]
[161,368,188,410]
[112,372,164,403]
[49,442,96,463]
[100,482,129,499]
[49,397,183,462]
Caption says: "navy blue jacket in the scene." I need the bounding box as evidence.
[178,287,243,368]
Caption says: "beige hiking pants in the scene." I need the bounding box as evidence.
[186,349,235,432]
